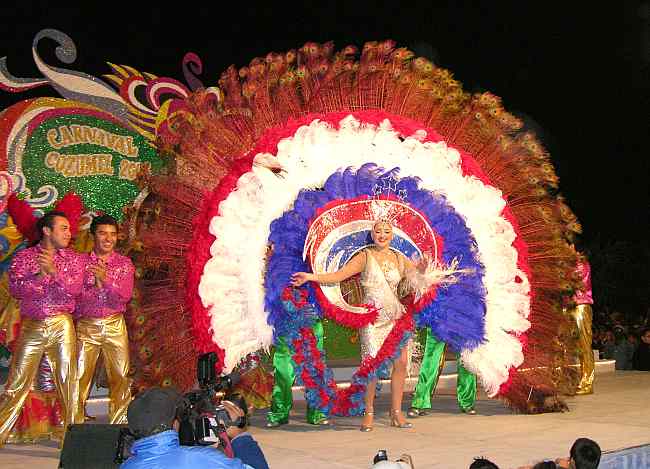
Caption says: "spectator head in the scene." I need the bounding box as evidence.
[532,461,557,469]
[613,328,626,344]
[469,457,500,469]
[127,386,182,439]
[569,438,601,469]
[372,462,411,469]
[371,451,414,469]
[641,328,650,345]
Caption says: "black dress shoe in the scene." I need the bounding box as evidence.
[407,407,428,418]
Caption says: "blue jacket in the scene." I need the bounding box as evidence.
[231,433,269,469]
[120,430,253,469]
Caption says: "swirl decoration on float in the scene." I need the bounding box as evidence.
[1,29,214,144]
[182,52,206,92]
[29,29,130,123]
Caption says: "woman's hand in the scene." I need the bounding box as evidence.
[291,272,314,287]
[409,253,428,274]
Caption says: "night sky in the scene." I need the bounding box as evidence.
[1,3,648,308]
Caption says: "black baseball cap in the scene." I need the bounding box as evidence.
[127,386,182,437]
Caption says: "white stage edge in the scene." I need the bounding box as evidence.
[286,359,616,401]
[81,359,617,403]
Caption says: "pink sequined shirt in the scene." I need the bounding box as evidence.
[75,251,134,319]
[572,259,593,305]
[9,245,85,319]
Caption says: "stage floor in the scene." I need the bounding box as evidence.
[1,371,649,469]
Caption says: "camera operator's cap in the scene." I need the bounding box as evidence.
[127,386,182,436]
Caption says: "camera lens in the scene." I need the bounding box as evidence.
[373,449,388,464]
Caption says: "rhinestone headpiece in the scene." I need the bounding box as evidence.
[369,175,407,225]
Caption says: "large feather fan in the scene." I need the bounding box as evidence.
[128,40,581,412]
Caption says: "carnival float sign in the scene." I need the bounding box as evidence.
[1,99,163,219]
[0,29,202,219]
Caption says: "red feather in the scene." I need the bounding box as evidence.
[7,194,38,242]
[6,192,85,242]
[53,192,84,235]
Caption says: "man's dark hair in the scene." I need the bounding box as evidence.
[35,210,68,241]
[469,457,499,469]
[90,214,118,235]
[570,438,601,469]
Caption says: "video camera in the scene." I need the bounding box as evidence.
[178,352,243,446]
[114,352,241,464]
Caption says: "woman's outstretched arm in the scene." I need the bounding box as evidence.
[291,251,366,287]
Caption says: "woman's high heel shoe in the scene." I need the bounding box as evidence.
[360,410,374,432]
[390,409,413,428]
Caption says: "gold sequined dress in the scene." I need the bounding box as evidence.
[359,250,406,359]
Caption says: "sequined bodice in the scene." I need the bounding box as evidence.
[360,250,404,321]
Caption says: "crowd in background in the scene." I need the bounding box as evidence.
[591,308,650,371]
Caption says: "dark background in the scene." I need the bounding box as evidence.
[1,2,648,319]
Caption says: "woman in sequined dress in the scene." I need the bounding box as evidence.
[292,220,419,431]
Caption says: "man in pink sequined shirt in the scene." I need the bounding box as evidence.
[75,214,134,424]
[0,211,84,445]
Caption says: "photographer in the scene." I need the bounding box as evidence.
[121,387,253,469]
[220,394,269,469]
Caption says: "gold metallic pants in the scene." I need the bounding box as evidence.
[0,314,78,444]
[569,304,595,394]
[76,313,131,424]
